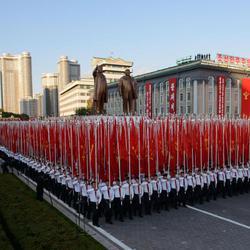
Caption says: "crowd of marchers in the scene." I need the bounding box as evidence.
[0,146,250,227]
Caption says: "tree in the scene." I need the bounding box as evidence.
[75,107,93,116]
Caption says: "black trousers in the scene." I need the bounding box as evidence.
[232,178,237,195]
[203,184,210,202]
[151,191,160,212]
[178,187,186,206]
[237,178,244,194]
[89,202,99,226]
[113,198,123,221]
[243,177,249,193]
[225,179,232,197]
[170,189,178,209]
[160,190,169,210]
[80,196,88,217]
[195,185,203,204]
[132,194,142,217]
[186,186,194,205]
[123,195,133,219]
[209,182,217,200]
[103,199,112,223]
[142,193,151,215]
[218,181,226,198]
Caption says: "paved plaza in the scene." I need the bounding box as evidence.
[100,194,250,250]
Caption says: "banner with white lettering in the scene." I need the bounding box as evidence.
[217,76,226,117]
[145,82,152,118]
[168,78,177,114]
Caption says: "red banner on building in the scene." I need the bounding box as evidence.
[168,78,177,114]
[145,82,152,118]
[241,78,250,118]
[217,76,226,117]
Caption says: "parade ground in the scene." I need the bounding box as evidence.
[100,194,250,250]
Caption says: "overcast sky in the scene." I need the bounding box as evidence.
[1,0,250,93]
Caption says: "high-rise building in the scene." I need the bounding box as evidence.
[91,57,133,84]
[0,52,33,113]
[58,56,80,91]
[59,77,94,116]
[34,93,43,117]
[42,73,59,117]
[20,96,38,117]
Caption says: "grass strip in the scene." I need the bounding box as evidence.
[0,173,105,250]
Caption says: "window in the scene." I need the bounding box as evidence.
[234,106,238,114]
[180,106,184,114]
[208,92,213,101]
[208,105,213,114]
[186,78,191,88]
[187,106,191,114]
[187,92,191,101]
[226,106,230,113]
[180,93,183,101]
[179,79,184,89]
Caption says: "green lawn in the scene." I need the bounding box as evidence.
[0,173,105,250]
[0,223,13,250]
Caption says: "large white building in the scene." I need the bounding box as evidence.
[59,77,94,116]
[91,57,133,84]
[0,52,33,113]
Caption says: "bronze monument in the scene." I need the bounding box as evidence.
[93,65,108,114]
[118,69,138,115]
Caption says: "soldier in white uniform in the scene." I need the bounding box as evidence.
[72,176,81,211]
[65,173,74,206]
[218,167,226,198]
[202,169,210,202]
[111,181,124,222]
[132,178,143,217]
[121,178,133,219]
[237,165,244,194]
[195,169,203,204]
[100,181,114,224]
[141,176,152,215]
[87,181,102,227]
[209,168,217,200]
[231,166,238,195]
[150,175,162,213]
[80,178,88,217]
[186,170,195,205]
[160,174,170,211]
[170,175,179,209]
[243,165,249,193]
[225,166,232,197]
[178,171,187,207]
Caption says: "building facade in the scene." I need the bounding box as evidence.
[34,93,43,117]
[20,96,38,117]
[42,73,59,117]
[107,56,250,117]
[91,57,133,84]
[59,77,94,116]
[0,52,33,113]
[58,56,80,91]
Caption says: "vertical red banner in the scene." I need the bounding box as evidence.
[145,82,152,118]
[168,78,177,114]
[217,76,226,117]
[241,78,250,117]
